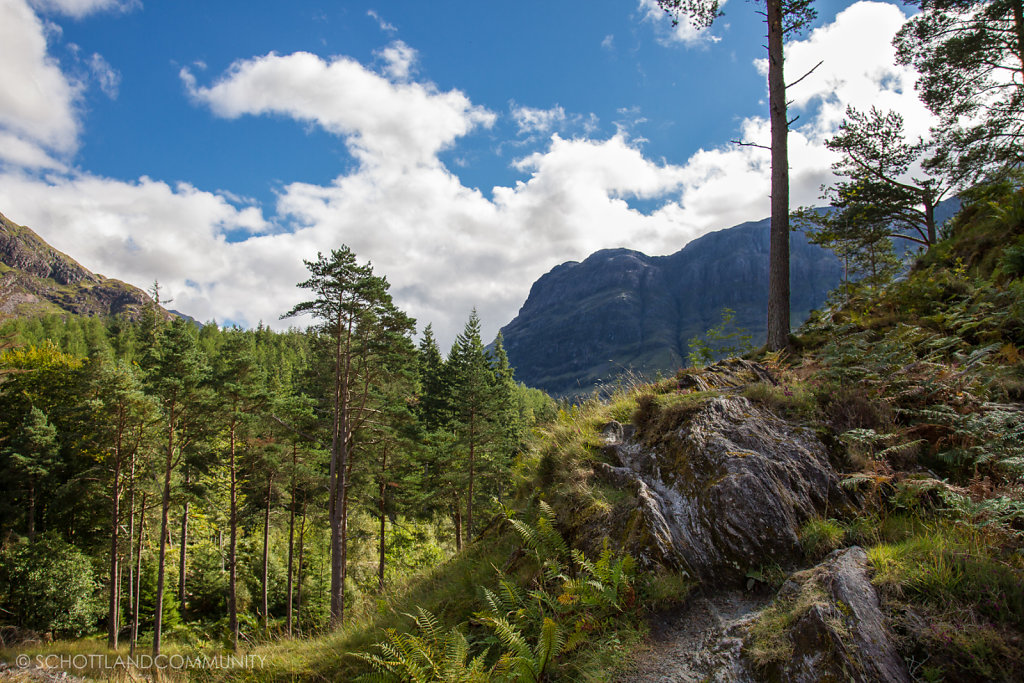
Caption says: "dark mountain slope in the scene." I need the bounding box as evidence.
[501,198,961,397]
[500,217,843,395]
[0,211,169,321]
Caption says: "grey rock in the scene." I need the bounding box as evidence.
[596,363,844,580]
[768,546,911,683]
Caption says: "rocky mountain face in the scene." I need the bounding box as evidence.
[499,217,843,396]
[500,201,960,397]
[0,211,166,321]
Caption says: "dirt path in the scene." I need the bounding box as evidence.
[621,590,769,682]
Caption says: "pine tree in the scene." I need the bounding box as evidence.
[3,407,59,542]
[143,318,210,656]
[212,330,266,649]
[895,0,1024,180]
[807,107,956,248]
[448,311,502,543]
[79,358,155,649]
[282,246,416,627]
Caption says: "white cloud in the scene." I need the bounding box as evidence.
[181,51,495,169]
[1,1,936,350]
[29,0,138,19]
[511,104,566,135]
[639,0,724,46]
[601,34,615,50]
[375,40,416,81]
[367,9,396,33]
[0,0,82,163]
[88,52,121,98]
[0,170,277,328]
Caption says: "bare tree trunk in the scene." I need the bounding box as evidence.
[377,448,387,591]
[153,406,175,657]
[925,200,936,246]
[1014,0,1024,75]
[466,411,475,541]
[766,0,791,352]
[107,452,122,649]
[126,453,137,632]
[130,492,147,657]
[262,473,273,634]
[27,480,36,542]
[295,498,307,633]
[286,443,297,637]
[178,472,190,621]
[453,495,463,552]
[228,422,239,650]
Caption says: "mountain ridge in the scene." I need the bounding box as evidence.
[0,211,173,322]
[499,202,960,397]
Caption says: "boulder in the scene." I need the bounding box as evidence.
[748,546,911,683]
[597,364,845,580]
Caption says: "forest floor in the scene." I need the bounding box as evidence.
[620,589,769,682]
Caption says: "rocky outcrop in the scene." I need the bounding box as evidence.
[748,546,911,683]
[625,548,910,683]
[596,362,845,580]
[0,212,96,286]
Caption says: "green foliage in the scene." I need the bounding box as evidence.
[355,504,638,682]
[895,0,1024,179]
[0,536,100,637]
[686,307,754,368]
[353,607,491,682]
[798,518,845,560]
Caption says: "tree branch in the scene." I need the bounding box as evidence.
[787,60,824,89]
[731,139,771,150]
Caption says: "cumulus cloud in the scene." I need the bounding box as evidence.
[511,104,567,135]
[181,51,495,169]
[29,0,138,19]
[375,40,417,81]
[0,0,81,165]
[641,1,934,241]
[2,0,935,349]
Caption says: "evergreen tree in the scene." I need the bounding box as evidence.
[448,311,503,543]
[804,107,956,249]
[212,329,266,649]
[282,246,416,628]
[3,407,59,542]
[895,0,1024,180]
[143,318,210,656]
[415,324,451,432]
[79,358,156,649]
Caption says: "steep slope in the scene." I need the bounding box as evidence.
[501,201,961,397]
[0,211,167,320]
[499,217,841,396]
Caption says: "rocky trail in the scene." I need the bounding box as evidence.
[623,589,769,682]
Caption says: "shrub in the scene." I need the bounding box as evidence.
[0,535,100,637]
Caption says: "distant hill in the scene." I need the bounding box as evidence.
[499,201,960,397]
[0,211,172,322]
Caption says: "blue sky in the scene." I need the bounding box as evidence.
[0,0,934,347]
